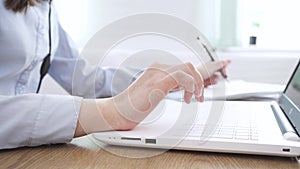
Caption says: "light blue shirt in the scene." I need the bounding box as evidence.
[0,1,137,149]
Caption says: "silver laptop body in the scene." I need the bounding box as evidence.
[93,61,300,158]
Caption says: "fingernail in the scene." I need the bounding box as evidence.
[186,97,191,104]
[200,96,204,102]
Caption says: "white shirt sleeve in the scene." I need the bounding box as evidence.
[0,2,85,149]
[0,2,141,150]
[48,22,141,98]
[0,94,82,149]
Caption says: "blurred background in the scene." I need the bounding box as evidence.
[42,0,300,94]
[54,0,300,50]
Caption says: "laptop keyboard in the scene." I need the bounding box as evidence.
[168,101,265,141]
[174,108,260,141]
[187,123,259,141]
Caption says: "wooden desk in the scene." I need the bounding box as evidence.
[1,135,299,169]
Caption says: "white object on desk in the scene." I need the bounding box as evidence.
[166,80,285,101]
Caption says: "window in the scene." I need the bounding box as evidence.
[236,0,300,50]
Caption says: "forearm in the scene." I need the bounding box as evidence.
[74,98,136,137]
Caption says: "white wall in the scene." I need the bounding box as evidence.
[54,0,300,50]
[53,0,88,46]
[54,0,221,48]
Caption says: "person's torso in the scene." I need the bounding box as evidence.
[0,1,59,95]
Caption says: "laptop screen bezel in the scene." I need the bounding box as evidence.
[279,60,300,136]
[283,60,300,94]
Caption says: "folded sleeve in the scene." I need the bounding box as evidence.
[0,94,82,149]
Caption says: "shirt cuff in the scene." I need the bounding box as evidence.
[29,95,82,146]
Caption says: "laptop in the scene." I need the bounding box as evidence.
[93,60,300,158]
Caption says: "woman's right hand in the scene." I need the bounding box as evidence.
[75,62,204,136]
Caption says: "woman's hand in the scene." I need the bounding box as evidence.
[74,60,231,136]
[75,62,204,136]
[198,60,231,87]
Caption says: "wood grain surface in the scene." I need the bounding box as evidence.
[0,135,299,169]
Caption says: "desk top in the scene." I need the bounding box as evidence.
[1,135,299,169]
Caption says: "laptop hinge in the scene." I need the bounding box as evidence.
[271,104,300,141]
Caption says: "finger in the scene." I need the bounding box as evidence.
[184,63,205,102]
[219,60,231,76]
[216,60,231,68]
[161,70,195,103]
[171,70,195,92]
[199,60,231,79]
[204,74,220,87]
[172,86,181,91]
[196,85,204,102]
[156,62,204,103]
[184,91,193,104]
[167,63,204,99]
[184,62,204,98]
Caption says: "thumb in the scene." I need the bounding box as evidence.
[199,60,231,79]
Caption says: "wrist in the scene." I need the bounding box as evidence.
[76,99,114,135]
[101,98,138,131]
[75,98,137,137]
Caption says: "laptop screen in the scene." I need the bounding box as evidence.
[281,60,300,135]
[285,61,300,108]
